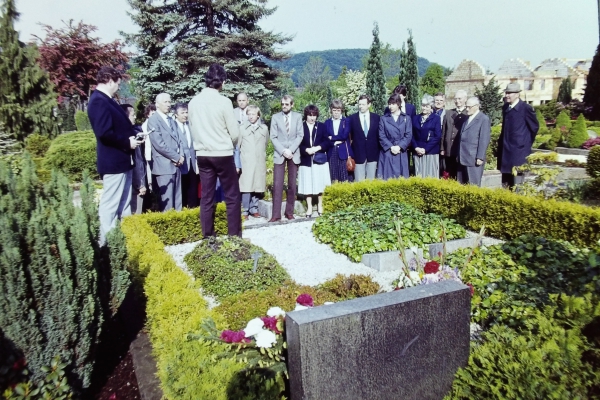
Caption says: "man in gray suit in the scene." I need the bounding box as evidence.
[148,93,184,211]
[233,92,249,124]
[173,102,199,208]
[456,97,491,186]
[269,95,303,222]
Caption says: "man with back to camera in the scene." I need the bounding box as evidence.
[269,95,303,222]
[497,83,539,188]
[87,66,141,244]
[348,95,381,181]
[441,90,469,179]
[456,97,491,187]
[148,93,185,211]
[188,63,241,237]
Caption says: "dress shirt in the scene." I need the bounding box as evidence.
[332,118,341,136]
[156,110,172,129]
[176,120,192,147]
[239,108,248,123]
[467,110,480,126]
[359,111,370,131]
[509,98,520,110]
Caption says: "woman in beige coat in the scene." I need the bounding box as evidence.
[239,105,268,219]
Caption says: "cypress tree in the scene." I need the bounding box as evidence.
[0,156,130,390]
[124,0,292,103]
[475,76,503,126]
[365,22,387,114]
[403,30,420,112]
[584,44,600,120]
[566,114,588,148]
[398,42,408,86]
[557,77,573,104]
[0,0,58,142]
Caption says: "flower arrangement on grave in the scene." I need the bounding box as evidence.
[190,294,327,394]
[393,219,481,294]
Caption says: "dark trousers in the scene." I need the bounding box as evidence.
[457,163,484,187]
[272,158,298,218]
[198,155,241,237]
[443,156,458,179]
[501,172,525,189]
[181,171,200,208]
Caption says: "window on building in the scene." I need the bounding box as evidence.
[524,80,533,90]
[539,79,545,90]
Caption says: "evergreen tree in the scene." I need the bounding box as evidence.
[326,84,334,110]
[0,157,130,390]
[535,109,547,133]
[0,0,58,142]
[365,23,387,114]
[567,114,589,148]
[401,30,420,112]
[474,76,503,126]
[555,110,572,132]
[420,63,445,97]
[123,0,292,103]
[398,42,408,86]
[584,44,600,120]
[557,77,573,104]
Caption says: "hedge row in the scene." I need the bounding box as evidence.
[322,178,600,247]
[121,215,243,399]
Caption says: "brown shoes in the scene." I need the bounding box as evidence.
[284,214,295,220]
[268,217,281,223]
[251,213,261,218]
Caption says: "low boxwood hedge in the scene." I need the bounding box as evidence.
[323,177,600,247]
[44,130,97,181]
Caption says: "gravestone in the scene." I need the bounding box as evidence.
[285,280,470,400]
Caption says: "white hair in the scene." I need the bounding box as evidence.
[466,96,480,106]
[455,90,468,99]
[155,93,171,104]
[421,94,434,107]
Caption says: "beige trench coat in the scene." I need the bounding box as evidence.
[239,121,268,193]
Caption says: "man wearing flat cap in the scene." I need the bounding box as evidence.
[497,83,539,188]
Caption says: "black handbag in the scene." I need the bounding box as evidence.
[313,152,327,164]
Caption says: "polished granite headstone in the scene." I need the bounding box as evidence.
[285,280,470,400]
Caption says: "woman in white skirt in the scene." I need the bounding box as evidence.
[298,105,331,217]
[411,94,442,178]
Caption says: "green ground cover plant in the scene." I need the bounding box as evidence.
[313,202,466,262]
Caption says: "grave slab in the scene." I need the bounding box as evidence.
[258,200,306,219]
[360,248,422,271]
[285,280,471,400]
[428,237,481,259]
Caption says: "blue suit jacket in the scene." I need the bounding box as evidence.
[411,113,442,155]
[299,121,330,167]
[349,112,381,164]
[88,90,135,175]
[325,117,353,160]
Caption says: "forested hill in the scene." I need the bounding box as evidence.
[268,49,436,84]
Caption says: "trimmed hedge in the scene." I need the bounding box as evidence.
[44,130,98,181]
[322,178,600,247]
[588,146,600,178]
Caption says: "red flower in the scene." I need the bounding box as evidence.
[466,283,474,297]
[260,316,281,334]
[296,294,314,307]
[220,330,250,343]
[12,358,26,371]
[442,171,450,180]
[424,261,440,274]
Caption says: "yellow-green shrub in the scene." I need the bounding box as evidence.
[323,178,600,247]
[44,130,97,181]
[587,146,600,178]
[121,215,243,400]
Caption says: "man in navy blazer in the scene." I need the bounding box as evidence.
[497,83,539,188]
[88,66,140,245]
[457,97,491,186]
[349,95,381,181]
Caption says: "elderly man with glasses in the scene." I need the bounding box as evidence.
[456,97,491,186]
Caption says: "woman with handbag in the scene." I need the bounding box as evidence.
[298,105,331,217]
[325,99,354,182]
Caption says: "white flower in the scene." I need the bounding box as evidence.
[266,307,286,318]
[294,304,309,311]
[254,329,277,348]
[409,271,421,284]
[323,302,334,305]
[243,317,264,337]
[421,273,440,285]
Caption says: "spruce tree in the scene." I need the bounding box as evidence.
[420,63,445,97]
[557,77,573,104]
[365,23,387,114]
[567,114,589,148]
[403,30,420,112]
[0,157,130,390]
[123,0,292,103]
[584,44,600,120]
[474,77,503,126]
[0,0,58,142]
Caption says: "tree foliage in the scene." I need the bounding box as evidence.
[0,0,58,141]
[398,30,420,111]
[365,23,387,114]
[0,156,130,391]
[557,77,573,104]
[420,63,445,97]
[567,114,589,148]
[35,20,129,104]
[123,0,292,103]
[334,69,367,115]
[584,44,600,120]
[298,56,332,95]
[474,76,503,126]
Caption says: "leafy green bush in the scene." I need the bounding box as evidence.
[313,202,466,262]
[585,178,600,200]
[184,236,290,299]
[555,110,572,135]
[587,146,600,178]
[547,127,563,149]
[74,110,92,131]
[44,130,97,181]
[24,133,51,157]
[568,114,589,148]
[323,178,600,248]
[526,151,558,164]
[317,274,381,299]
[2,356,73,399]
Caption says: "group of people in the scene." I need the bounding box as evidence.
[88,64,538,243]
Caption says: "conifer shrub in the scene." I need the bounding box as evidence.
[24,133,51,157]
[0,157,130,391]
[74,110,92,131]
[567,114,590,148]
[587,145,600,178]
[44,130,97,181]
[184,236,290,299]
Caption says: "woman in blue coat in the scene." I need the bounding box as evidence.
[411,94,442,178]
[376,94,413,180]
[325,99,353,182]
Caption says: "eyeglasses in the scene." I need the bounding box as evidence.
[281,103,291,106]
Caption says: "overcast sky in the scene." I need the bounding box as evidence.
[14,0,600,71]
